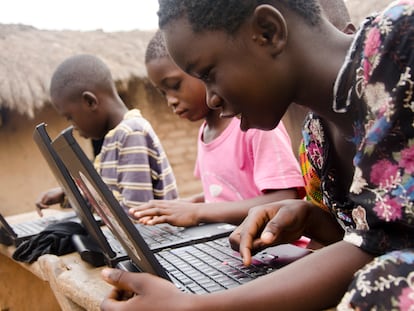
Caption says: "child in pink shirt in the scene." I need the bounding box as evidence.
[129,30,304,227]
[196,117,303,203]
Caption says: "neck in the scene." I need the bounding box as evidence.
[203,110,233,143]
[107,95,129,130]
[292,19,354,126]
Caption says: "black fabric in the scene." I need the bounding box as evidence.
[12,221,86,263]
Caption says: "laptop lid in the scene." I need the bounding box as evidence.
[51,126,170,280]
[0,213,17,245]
[33,123,117,260]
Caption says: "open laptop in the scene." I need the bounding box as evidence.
[32,122,120,264]
[35,123,235,261]
[52,125,312,293]
[0,123,102,248]
[0,210,78,246]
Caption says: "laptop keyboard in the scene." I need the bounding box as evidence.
[102,227,127,255]
[137,224,190,247]
[102,223,192,255]
[12,211,78,235]
[156,237,279,294]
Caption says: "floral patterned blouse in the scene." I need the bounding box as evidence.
[302,1,414,256]
[302,2,414,309]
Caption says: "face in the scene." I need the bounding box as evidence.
[146,56,210,122]
[53,94,105,139]
[163,17,294,131]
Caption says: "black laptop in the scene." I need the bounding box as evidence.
[35,123,235,262]
[0,210,78,246]
[52,125,312,293]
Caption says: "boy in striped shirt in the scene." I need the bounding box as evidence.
[36,54,178,215]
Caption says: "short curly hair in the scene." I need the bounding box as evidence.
[145,30,169,64]
[50,54,114,102]
[158,0,322,34]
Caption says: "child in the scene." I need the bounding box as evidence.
[36,54,178,215]
[100,0,414,310]
[129,30,305,227]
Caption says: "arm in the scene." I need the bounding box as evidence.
[195,188,299,225]
[181,192,205,203]
[130,188,298,226]
[35,187,66,216]
[100,242,373,311]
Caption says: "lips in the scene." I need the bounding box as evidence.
[175,109,188,118]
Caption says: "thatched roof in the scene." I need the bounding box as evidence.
[0,24,155,118]
[0,0,395,118]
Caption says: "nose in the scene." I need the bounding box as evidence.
[166,94,179,108]
[206,90,222,110]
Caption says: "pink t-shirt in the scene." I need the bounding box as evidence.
[194,118,304,203]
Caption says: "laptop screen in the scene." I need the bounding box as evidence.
[33,123,116,259]
[51,125,170,280]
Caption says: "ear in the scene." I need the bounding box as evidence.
[342,22,356,35]
[251,4,288,57]
[82,91,99,110]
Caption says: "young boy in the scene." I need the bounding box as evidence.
[129,30,305,227]
[36,54,178,215]
[100,0,414,310]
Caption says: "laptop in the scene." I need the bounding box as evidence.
[32,123,120,262]
[0,123,105,248]
[0,210,78,246]
[52,125,312,293]
[35,123,235,260]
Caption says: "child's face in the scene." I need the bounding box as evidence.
[163,17,292,131]
[53,96,104,139]
[146,56,210,122]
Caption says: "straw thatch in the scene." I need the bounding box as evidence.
[0,0,395,118]
[0,24,155,118]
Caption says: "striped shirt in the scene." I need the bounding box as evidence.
[94,109,178,212]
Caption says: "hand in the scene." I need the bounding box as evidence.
[100,268,189,311]
[35,187,65,216]
[229,199,313,266]
[129,200,200,227]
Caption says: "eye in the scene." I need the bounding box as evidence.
[164,79,182,92]
[171,81,181,91]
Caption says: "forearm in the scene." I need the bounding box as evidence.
[305,203,344,246]
[191,241,373,311]
[182,192,205,203]
[197,189,298,225]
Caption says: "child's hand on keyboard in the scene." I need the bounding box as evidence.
[229,199,314,266]
[129,200,200,227]
[35,187,66,216]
